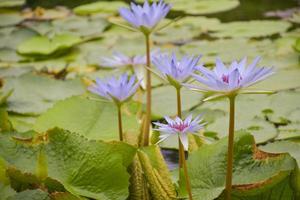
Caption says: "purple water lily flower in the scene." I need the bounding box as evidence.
[187,57,274,94]
[153,53,202,88]
[154,115,205,150]
[88,73,140,105]
[119,0,171,34]
[101,52,146,68]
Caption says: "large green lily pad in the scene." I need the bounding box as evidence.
[0,0,24,7]
[34,96,140,142]
[180,38,274,64]
[0,27,38,50]
[0,13,23,27]
[2,73,85,115]
[137,0,239,15]
[73,1,127,15]
[187,131,296,200]
[17,34,81,56]
[52,15,109,39]
[210,20,291,38]
[148,85,204,120]
[0,128,137,200]
[194,94,277,144]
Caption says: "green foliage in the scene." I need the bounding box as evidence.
[0,128,137,200]
[2,73,85,115]
[73,1,127,15]
[17,34,81,56]
[210,20,291,38]
[187,131,296,200]
[34,96,140,142]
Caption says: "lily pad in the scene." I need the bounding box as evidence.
[210,20,291,38]
[0,0,24,7]
[187,131,296,200]
[2,73,85,115]
[180,38,274,65]
[198,94,277,144]
[34,96,140,142]
[0,13,23,27]
[260,140,300,166]
[148,85,204,120]
[7,189,50,200]
[73,1,127,15]
[22,7,70,20]
[17,34,81,56]
[0,128,137,200]
[0,27,38,50]
[172,0,239,15]
[249,69,300,91]
[137,0,239,15]
[52,15,109,39]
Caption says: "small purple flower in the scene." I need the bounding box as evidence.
[88,73,140,105]
[187,57,274,93]
[153,53,202,88]
[101,52,146,68]
[154,115,205,150]
[119,0,171,34]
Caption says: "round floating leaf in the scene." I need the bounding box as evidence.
[0,129,136,200]
[0,27,38,50]
[17,34,81,56]
[7,189,50,200]
[136,0,239,15]
[73,1,127,15]
[22,7,70,20]
[34,96,140,142]
[180,38,274,64]
[187,131,296,200]
[210,20,291,38]
[249,69,300,92]
[172,0,239,15]
[260,141,300,166]
[197,94,277,144]
[2,73,85,115]
[152,17,220,44]
[0,13,23,27]
[262,91,300,124]
[52,15,109,38]
[148,85,204,120]
[0,0,24,7]
[0,48,23,62]
[0,183,16,199]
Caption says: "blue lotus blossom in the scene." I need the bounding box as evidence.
[187,57,274,93]
[101,52,146,68]
[153,53,202,88]
[154,115,205,150]
[119,0,171,34]
[88,73,140,104]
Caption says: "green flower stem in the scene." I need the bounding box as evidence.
[143,33,151,146]
[176,88,183,168]
[225,95,236,200]
[176,88,193,200]
[117,105,123,141]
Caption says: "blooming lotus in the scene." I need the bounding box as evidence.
[101,52,146,68]
[153,52,202,88]
[154,115,205,150]
[88,73,140,105]
[119,0,171,34]
[186,57,274,96]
